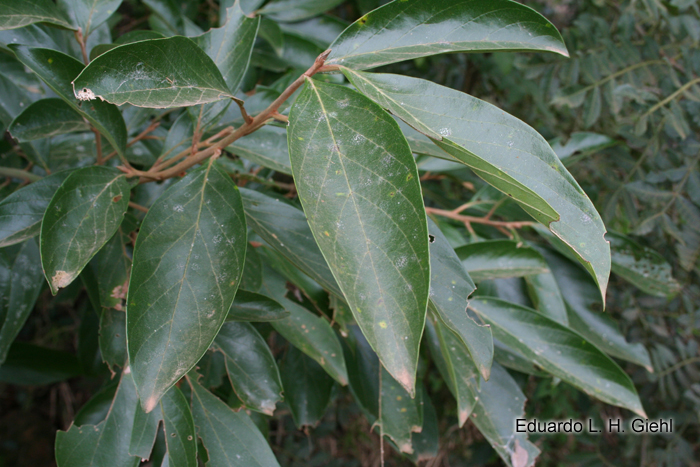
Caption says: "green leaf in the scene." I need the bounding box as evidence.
[188,377,281,467]
[73,37,233,108]
[93,215,136,310]
[540,246,653,371]
[40,166,130,294]
[0,342,81,385]
[279,15,348,49]
[214,322,283,415]
[227,125,292,175]
[159,113,194,161]
[288,78,429,395]
[280,345,334,427]
[258,18,284,56]
[271,298,348,385]
[240,243,262,292]
[327,0,568,70]
[343,70,611,302]
[9,45,128,158]
[407,387,439,464]
[523,272,568,325]
[0,240,43,364]
[160,386,197,467]
[192,1,259,94]
[0,170,72,247]
[226,289,289,322]
[239,188,341,297]
[583,86,602,128]
[55,371,141,467]
[469,297,646,417]
[427,220,493,380]
[549,132,617,160]
[259,0,345,22]
[58,0,122,38]
[608,232,681,298]
[99,308,128,370]
[456,240,549,282]
[8,98,90,141]
[0,0,74,31]
[127,162,247,413]
[129,402,160,459]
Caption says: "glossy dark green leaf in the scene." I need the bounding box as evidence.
[93,215,135,310]
[288,79,429,395]
[239,188,341,297]
[608,232,681,298]
[427,220,493,380]
[41,166,130,294]
[9,45,128,158]
[226,289,289,322]
[469,297,646,417]
[252,32,323,71]
[73,37,233,108]
[143,0,185,35]
[90,30,165,60]
[343,70,611,302]
[493,338,548,377]
[407,386,439,464]
[58,0,122,38]
[0,170,72,247]
[0,0,74,30]
[540,246,653,371]
[0,342,81,385]
[549,132,617,160]
[0,71,34,135]
[159,113,193,161]
[9,98,89,141]
[227,125,291,174]
[456,240,549,282]
[192,1,259,94]
[188,377,281,467]
[343,325,379,418]
[259,0,344,22]
[55,372,141,467]
[127,162,247,413]
[160,386,197,467]
[99,308,128,370]
[240,243,262,292]
[327,0,568,70]
[523,271,568,325]
[214,322,283,415]
[129,403,160,459]
[271,298,348,385]
[280,345,334,427]
[258,18,283,56]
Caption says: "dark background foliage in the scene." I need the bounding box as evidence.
[0,0,698,466]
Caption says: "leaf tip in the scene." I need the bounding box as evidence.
[142,394,159,413]
[51,270,72,293]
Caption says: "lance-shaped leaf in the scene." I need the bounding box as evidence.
[9,98,89,141]
[72,37,233,108]
[280,345,334,427]
[214,322,283,415]
[59,0,122,38]
[227,125,292,175]
[456,240,549,282]
[425,320,539,466]
[160,386,197,467]
[343,70,610,302]
[129,402,160,459]
[41,167,131,294]
[427,219,492,380]
[468,297,646,417]
[259,0,345,22]
[540,246,653,371]
[326,0,568,71]
[9,45,127,157]
[0,170,72,247]
[407,387,439,464]
[127,162,247,412]
[0,239,44,364]
[288,78,429,395]
[608,232,681,298]
[188,377,281,467]
[226,289,289,322]
[0,0,74,30]
[55,371,141,467]
[193,1,259,94]
[549,132,617,160]
[240,243,263,291]
[271,298,347,385]
[239,188,341,297]
[100,308,128,370]
[93,214,136,310]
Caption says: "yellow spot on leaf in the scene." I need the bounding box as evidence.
[379,321,387,328]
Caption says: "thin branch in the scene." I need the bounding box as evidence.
[233,97,254,124]
[639,77,700,120]
[0,167,42,182]
[425,206,534,229]
[128,201,149,213]
[655,356,700,378]
[74,28,89,65]
[135,49,332,182]
[92,129,104,165]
